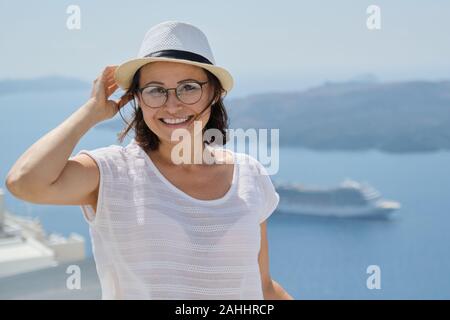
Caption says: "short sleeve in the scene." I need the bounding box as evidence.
[69,145,122,226]
[254,160,280,224]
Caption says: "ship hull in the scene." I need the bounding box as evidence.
[276,203,398,218]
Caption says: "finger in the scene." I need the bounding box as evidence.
[98,70,107,85]
[94,66,117,96]
[90,78,98,96]
[105,65,118,70]
[104,65,118,78]
[103,65,117,73]
[106,72,115,81]
[104,75,116,88]
[106,83,119,97]
[100,66,113,81]
[92,77,105,97]
[104,70,115,81]
[106,71,119,87]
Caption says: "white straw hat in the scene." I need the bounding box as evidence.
[114,21,233,96]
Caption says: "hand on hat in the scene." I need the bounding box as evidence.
[87,65,132,121]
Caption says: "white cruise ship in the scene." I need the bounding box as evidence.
[0,188,86,278]
[275,179,401,218]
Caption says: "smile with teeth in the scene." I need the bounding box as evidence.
[160,115,194,125]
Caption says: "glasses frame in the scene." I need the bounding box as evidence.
[137,80,209,108]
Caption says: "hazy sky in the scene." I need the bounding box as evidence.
[1,0,449,97]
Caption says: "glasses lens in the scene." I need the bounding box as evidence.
[176,82,203,104]
[141,86,166,108]
[140,82,205,107]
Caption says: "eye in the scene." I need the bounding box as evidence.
[143,86,165,96]
[179,83,200,92]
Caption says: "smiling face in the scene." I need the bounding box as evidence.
[136,61,216,146]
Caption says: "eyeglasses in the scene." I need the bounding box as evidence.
[137,80,209,108]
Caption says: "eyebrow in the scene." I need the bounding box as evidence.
[142,78,202,87]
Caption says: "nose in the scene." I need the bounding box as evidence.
[163,89,183,113]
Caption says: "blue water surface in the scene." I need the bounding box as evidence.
[1,90,449,299]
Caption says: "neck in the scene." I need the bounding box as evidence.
[155,136,210,169]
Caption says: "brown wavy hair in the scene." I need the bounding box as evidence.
[116,65,229,154]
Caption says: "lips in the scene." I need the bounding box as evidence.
[159,115,194,127]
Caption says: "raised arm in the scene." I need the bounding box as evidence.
[5,65,130,213]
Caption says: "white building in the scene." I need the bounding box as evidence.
[0,188,86,278]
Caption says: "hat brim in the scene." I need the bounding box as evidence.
[114,57,233,96]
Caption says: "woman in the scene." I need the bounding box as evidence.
[5,21,293,300]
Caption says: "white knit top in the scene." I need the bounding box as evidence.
[72,138,279,300]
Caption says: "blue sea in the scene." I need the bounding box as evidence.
[1,90,449,299]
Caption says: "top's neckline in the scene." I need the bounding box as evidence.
[129,138,238,205]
